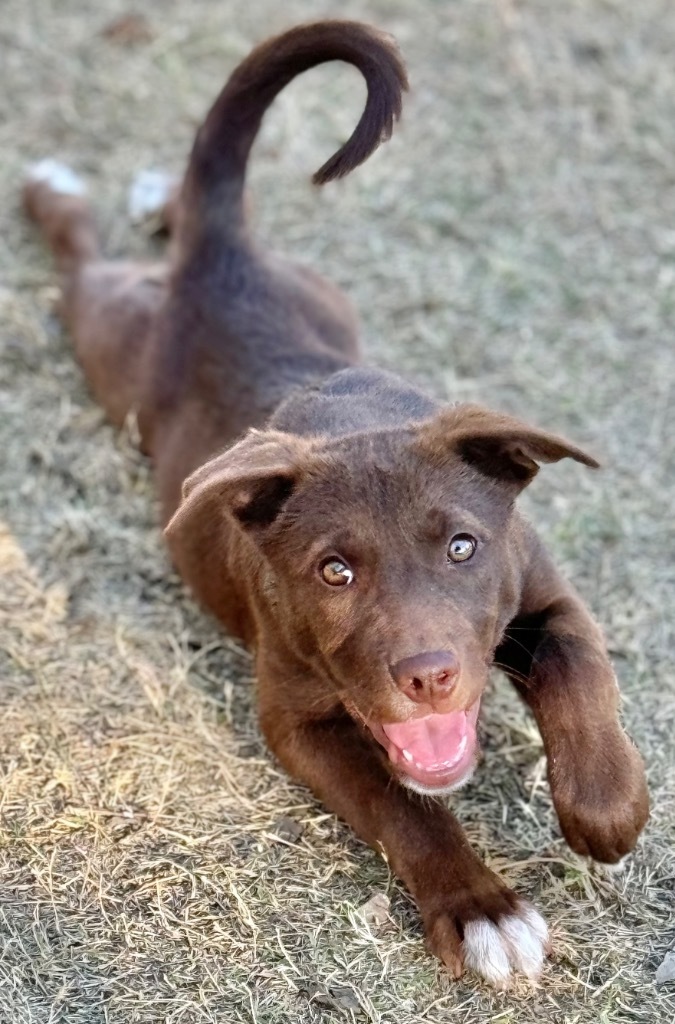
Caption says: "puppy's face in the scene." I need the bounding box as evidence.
[166,406,597,794]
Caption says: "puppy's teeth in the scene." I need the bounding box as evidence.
[402,749,413,763]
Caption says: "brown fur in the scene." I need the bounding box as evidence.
[23,20,648,982]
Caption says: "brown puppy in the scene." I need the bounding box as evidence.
[23,20,648,988]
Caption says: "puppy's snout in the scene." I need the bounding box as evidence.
[390,650,459,705]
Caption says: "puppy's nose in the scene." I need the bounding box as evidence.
[390,650,460,705]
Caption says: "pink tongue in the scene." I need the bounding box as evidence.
[382,711,468,769]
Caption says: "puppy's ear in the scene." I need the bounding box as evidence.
[418,405,599,490]
[165,429,312,542]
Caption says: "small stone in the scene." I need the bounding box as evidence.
[358,891,391,930]
[301,982,360,1013]
[330,987,361,1011]
[655,951,675,986]
[301,982,335,1009]
[273,816,303,843]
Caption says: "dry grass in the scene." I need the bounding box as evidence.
[1,0,674,1021]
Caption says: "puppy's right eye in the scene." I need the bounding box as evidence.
[319,558,355,587]
[447,534,477,562]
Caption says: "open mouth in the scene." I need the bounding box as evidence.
[369,699,480,791]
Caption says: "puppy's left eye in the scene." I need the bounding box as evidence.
[447,534,477,563]
[320,558,355,587]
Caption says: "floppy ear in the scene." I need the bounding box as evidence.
[418,405,599,489]
[164,429,313,542]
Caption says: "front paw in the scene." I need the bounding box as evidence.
[422,881,549,988]
[551,727,649,863]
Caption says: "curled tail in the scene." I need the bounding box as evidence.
[181,20,408,232]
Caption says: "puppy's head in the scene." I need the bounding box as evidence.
[166,406,597,794]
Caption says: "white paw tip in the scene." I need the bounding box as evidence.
[602,854,630,876]
[463,919,511,988]
[26,159,86,196]
[463,905,549,988]
[128,169,175,222]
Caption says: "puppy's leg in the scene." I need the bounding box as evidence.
[495,549,649,863]
[127,169,181,233]
[259,671,549,988]
[23,160,98,272]
[23,163,167,435]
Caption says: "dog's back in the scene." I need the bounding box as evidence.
[23,21,409,518]
[143,22,409,497]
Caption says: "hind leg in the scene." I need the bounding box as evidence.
[128,169,181,233]
[23,161,168,441]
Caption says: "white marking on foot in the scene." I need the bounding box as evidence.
[128,169,175,223]
[26,158,86,196]
[602,854,630,876]
[463,919,511,987]
[462,903,548,988]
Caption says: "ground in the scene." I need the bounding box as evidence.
[1,1,674,1022]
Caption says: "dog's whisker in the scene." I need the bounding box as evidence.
[491,661,532,688]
